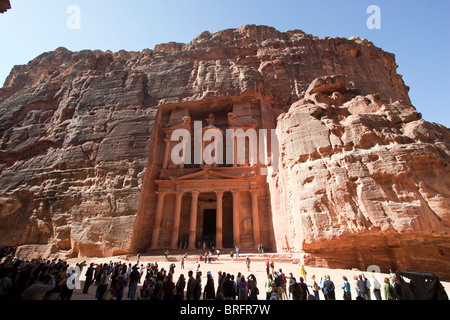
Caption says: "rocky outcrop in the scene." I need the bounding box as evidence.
[0,25,448,278]
[0,48,153,257]
[0,0,11,14]
[272,75,450,277]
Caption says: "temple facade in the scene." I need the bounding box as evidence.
[132,97,276,252]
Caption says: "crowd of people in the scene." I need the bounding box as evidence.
[0,249,408,301]
[0,255,80,300]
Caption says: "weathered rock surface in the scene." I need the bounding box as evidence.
[0,0,11,14]
[272,75,450,277]
[0,25,448,278]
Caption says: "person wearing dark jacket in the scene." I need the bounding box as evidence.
[203,272,215,300]
[82,263,96,294]
[323,275,336,300]
[299,277,310,300]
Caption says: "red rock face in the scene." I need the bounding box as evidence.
[272,75,450,277]
[0,0,11,14]
[0,25,448,278]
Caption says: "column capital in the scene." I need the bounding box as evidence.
[155,191,167,197]
[189,190,200,249]
[250,188,259,195]
[231,189,241,197]
[215,190,224,197]
[171,189,184,249]
[191,190,200,197]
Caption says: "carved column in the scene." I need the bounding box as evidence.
[215,191,224,249]
[151,191,166,249]
[233,137,238,167]
[170,191,184,249]
[250,189,261,247]
[188,191,200,249]
[231,190,241,248]
[163,138,171,169]
[180,137,189,169]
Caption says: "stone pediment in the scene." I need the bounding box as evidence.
[172,168,241,180]
[227,112,258,129]
[162,116,191,135]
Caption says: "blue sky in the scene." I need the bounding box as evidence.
[1,0,449,126]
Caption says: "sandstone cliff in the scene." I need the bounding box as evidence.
[0,25,448,277]
[0,0,11,14]
[272,75,450,276]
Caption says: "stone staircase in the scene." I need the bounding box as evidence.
[129,248,300,263]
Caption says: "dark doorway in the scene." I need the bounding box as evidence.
[202,209,216,247]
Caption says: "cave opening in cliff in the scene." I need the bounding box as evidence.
[201,209,216,246]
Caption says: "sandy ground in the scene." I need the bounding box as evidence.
[65,252,450,301]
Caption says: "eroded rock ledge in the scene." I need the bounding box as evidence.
[272,75,449,277]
